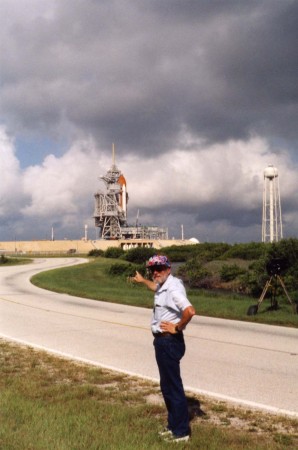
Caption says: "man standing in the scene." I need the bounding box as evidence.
[133,255,196,443]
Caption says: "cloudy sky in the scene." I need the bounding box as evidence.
[1,0,298,243]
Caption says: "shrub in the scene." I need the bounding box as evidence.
[108,263,145,277]
[162,243,232,263]
[220,264,246,282]
[221,242,266,260]
[196,243,231,261]
[161,245,197,262]
[88,249,105,257]
[108,263,130,276]
[104,247,125,259]
[0,255,8,264]
[123,247,156,264]
[177,258,212,288]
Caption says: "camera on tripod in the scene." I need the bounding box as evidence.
[266,258,286,276]
[247,257,297,315]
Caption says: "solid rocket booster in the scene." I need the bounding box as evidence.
[117,174,127,217]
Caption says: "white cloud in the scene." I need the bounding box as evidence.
[0,127,24,215]
[123,136,295,211]
[21,137,111,233]
[1,125,298,242]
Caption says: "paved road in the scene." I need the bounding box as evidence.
[0,258,297,417]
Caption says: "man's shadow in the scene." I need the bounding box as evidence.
[187,396,206,421]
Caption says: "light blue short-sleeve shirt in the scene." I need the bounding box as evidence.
[151,274,192,333]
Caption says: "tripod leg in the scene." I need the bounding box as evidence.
[277,275,296,313]
[258,277,272,306]
[247,277,272,316]
[271,276,278,310]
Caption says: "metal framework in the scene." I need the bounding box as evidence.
[93,146,128,239]
[120,225,168,240]
[262,165,283,243]
[93,146,169,240]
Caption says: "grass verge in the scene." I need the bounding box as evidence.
[0,340,297,450]
[31,258,298,327]
[0,256,32,265]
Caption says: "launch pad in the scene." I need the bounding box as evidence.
[93,145,168,240]
[0,238,192,255]
[0,146,196,254]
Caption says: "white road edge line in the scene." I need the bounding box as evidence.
[1,333,297,419]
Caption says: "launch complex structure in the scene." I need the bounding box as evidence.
[93,145,168,240]
[0,145,191,255]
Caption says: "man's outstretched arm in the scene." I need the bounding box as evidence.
[132,271,158,291]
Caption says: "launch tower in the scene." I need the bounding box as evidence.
[262,164,283,243]
[93,145,168,241]
[93,145,128,239]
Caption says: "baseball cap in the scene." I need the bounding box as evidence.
[146,255,171,268]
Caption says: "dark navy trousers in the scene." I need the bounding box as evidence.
[153,334,189,437]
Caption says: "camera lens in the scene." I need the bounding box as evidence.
[266,258,283,276]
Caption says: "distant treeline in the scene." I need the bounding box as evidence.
[88,239,298,298]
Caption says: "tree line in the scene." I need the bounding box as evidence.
[89,239,298,298]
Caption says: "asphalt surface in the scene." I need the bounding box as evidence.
[0,258,297,418]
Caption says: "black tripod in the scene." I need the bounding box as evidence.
[247,274,297,315]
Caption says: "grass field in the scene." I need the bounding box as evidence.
[0,256,32,265]
[0,340,297,450]
[31,257,298,328]
[1,256,297,448]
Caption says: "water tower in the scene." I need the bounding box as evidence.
[262,164,283,243]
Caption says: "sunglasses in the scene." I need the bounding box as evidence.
[148,265,167,273]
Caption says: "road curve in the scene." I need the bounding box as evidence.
[0,258,297,418]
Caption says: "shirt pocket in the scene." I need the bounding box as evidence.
[153,303,162,322]
[154,292,167,322]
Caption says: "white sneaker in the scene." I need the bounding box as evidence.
[165,434,190,443]
[158,427,173,437]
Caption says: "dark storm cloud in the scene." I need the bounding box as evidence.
[1,1,298,244]
[148,199,261,229]
[1,0,297,159]
[201,1,298,143]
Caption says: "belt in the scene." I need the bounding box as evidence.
[153,332,172,338]
[152,331,183,338]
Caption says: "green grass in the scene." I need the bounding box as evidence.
[3,258,298,448]
[0,340,297,450]
[31,257,298,327]
[188,290,298,327]
[32,257,154,308]
[0,256,32,265]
